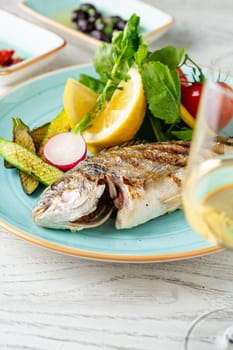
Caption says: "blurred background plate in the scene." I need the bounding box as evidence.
[0,9,66,87]
[0,64,221,262]
[19,0,174,49]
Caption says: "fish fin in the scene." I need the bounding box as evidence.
[164,193,182,212]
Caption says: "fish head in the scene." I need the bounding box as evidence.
[32,163,109,230]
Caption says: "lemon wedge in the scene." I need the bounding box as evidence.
[63,78,98,128]
[83,68,146,154]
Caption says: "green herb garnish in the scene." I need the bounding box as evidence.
[74,13,192,142]
[73,13,142,133]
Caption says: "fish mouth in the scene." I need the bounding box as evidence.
[32,198,115,231]
[70,201,115,230]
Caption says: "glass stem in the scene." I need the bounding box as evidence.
[216,326,233,349]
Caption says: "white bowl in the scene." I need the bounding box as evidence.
[0,9,66,87]
[19,0,174,49]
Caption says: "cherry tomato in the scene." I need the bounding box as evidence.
[182,81,233,130]
[209,82,233,130]
[176,67,189,87]
[181,83,203,118]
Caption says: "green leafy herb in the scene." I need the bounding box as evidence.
[73,14,192,142]
[145,45,185,70]
[141,61,181,124]
[134,36,149,69]
[93,43,114,83]
[139,45,193,141]
[148,113,193,142]
[149,114,167,142]
[79,73,105,94]
[73,13,143,133]
[171,128,193,140]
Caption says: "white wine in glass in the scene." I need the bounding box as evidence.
[182,51,233,349]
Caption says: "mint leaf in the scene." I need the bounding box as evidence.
[146,46,185,70]
[141,61,180,124]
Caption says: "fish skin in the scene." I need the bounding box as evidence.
[32,138,231,231]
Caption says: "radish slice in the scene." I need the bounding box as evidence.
[43,132,87,171]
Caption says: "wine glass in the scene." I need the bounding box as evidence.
[182,51,233,349]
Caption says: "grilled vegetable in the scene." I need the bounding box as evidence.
[38,109,70,158]
[0,138,63,186]
[12,118,39,194]
[4,118,36,169]
[31,122,50,151]
[4,158,14,168]
[18,172,38,195]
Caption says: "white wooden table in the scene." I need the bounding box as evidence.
[1,1,233,349]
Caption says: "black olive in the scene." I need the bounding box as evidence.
[90,29,102,40]
[90,30,111,42]
[115,19,127,30]
[71,3,127,42]
[71,9,88,23]
[110,15,122,28]
[76,18,94,33]
[88,11,101,24]
[109,16,126,30]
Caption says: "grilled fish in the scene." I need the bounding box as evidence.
[32,137,233,231]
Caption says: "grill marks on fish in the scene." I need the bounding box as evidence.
[32,140,191,231]
[97,142,189,167]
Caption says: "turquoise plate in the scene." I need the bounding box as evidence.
[0,65,221,262]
